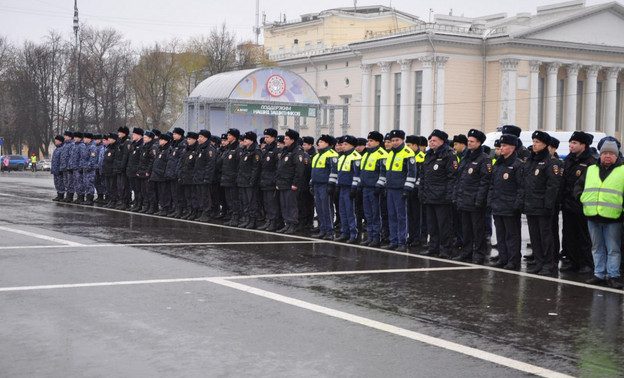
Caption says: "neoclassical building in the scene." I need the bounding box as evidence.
[268,0,624,140]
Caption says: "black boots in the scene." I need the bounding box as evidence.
[53,193,64,202]
[84,194,94,206]
[63,193,74,203]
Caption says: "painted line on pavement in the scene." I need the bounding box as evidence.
[208,277,574,378]
[0,267,479,292]
[0,240,325,250]
[0,225,84,247]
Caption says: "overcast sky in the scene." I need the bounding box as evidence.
[0,0,606,47]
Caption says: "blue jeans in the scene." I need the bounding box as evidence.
[588,220,622,279]
[314,184,333,235]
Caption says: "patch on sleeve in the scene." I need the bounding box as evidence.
[486,163,492,173]
[91,152,96,157]
[355,160,361,167]
[553,164,559,175]
[409,157,415,164]
[255,154,260,161]
[332,157,338,163]
[299,155,303,162]
[452,160,458,169]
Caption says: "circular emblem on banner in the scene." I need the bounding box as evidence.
[576,170,581,176]
[433,164,439,170]
[503,173,509,180]
[468,168,473,174]
[534,169,540,176]
[266,74,286,97]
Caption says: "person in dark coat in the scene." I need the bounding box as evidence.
[235,131,262,229]
[299,136,317,232]
[421,129,458,258]
[452,129,492,264]
[94,134,107,204]
[150,132,172,216]
[221,128,244,226]
[178,132,199,220]
[102,133,119,208]
[560,131,596,273]
[114,126,132,209]
[137,131,159,214]
[523,130,562,275]
[59,131,75,202]
[275,129,308,235]
[70,132,85,204]
[51,135,65,201]
[80,133,98,205]
[127,127,144,211]
[165,128,187,217]
[487,134,524,270]
[193,130,217,222]
[257,128,280,231]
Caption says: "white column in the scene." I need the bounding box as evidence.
[398,59,412,133]
[435,56,448,130]
[584,65,600,133]
[499,58,519,126]
[565,64,581,131]
[545,62,561,131]
[360,64,372,136]
[529,60,541,131]
[604,67,620,137]
[378,61,392,134]
[419,56,434,137]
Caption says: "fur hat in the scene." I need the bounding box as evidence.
[199,129,211,139]
[367,131,384,143]
[389,129,406,140]
[569,131,593,146]
[501,125,522,137]
[467,129,486,144]
[117,126,130,135]
[429,129,448,141]
[285,129,299,141]
[453,134,468,145]
[263,128,278,137]
[531,130,551,145]
[132,127,144,136]
[173,127,185,137]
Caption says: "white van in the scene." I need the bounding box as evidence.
[484,131,606,159]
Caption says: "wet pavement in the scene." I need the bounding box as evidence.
[1,171,623,377]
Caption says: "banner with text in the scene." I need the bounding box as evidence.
[231,103,317,118]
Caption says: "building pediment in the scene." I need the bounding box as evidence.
[513,5,624,48]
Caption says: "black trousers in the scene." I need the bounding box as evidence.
[198,184,212,212]
[562,210,594,268]
[493,214,521,267]
[426,204,453,257]
[240,187,259,219]
[223,186,240,216]
[380,191,389,238]
[552,208,561,261]
[408,195,422,242]
[157,181,171,208]
[298,189,315,226]
[279,189,298,225]
[170,181,185,208]
[182,184,197,209]
[263,189,279,221]
[459,210,487,262]
[526,214,555,272]
[117,173,130,201]
[129,176,141,204]
[106,175,118,201]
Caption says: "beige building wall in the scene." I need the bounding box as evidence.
[443,57,484,137]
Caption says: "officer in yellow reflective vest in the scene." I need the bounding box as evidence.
[331,135,361,244]
[379,130,416,252]
[575,137,624,288]
[310,134,339,240]
[357,131,388,248]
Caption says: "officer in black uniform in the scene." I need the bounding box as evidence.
[258,128,280,231]
[560,131,596,272]
[115,126,132,210]
[453,129,492,264]
[221,128,243,226]
[194,129,217,222]
[127,127,144,211]
[151,132,172,216]
[165,127,187,218]
[213,133,229,219]
[178,132,199,220]
[421,129,458,258]
[237,131,262,229]
[137,131,158,214]
[299,136,316,232]
[523,130,561,275]
[275,129,307,235]
[501,125,530,162]
[102,133,119,208]
[487,134,524,270]
[548,137,564,263]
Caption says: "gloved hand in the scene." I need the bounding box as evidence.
[374,187,382,196]
[309,187,314,196]
[402,191,410,199]
[327,185,335,196]
[349,188,357,199]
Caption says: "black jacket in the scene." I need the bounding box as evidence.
[165,138,187,181]
[487,151,524,217]
[193,141,217,185]
[220,141,243,187]
[137,139,158,178]
[101,142,118,177]
[126,139,144,176]
[114,136,131,174]
[150,142,171,182]
[275,143,308,190]
[260,141,279,190]
[522,147,561,216]
[454,146,492,212]
[421,143,458,205]
[236,142,262,188]
[178,142,198,185]
[561,148,596,214]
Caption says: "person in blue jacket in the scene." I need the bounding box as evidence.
[70,131,84,203]
[80,132,98,205]
[60,131,75,203]
[51,135,65,201]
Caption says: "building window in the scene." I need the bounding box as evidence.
[576,81,584,131]
[344,78,350,87]
[320,98,329,125]
[374,75,381,131]
[340,95,350,105]
[414,70,423,135]
[394,73,401,129]
[596,81,603,131]
[556,79,564,130]
[538,77,545,130]
[323,80,328,88]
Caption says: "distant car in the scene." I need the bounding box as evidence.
[0,155,30,171]
[39,159,52,171]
